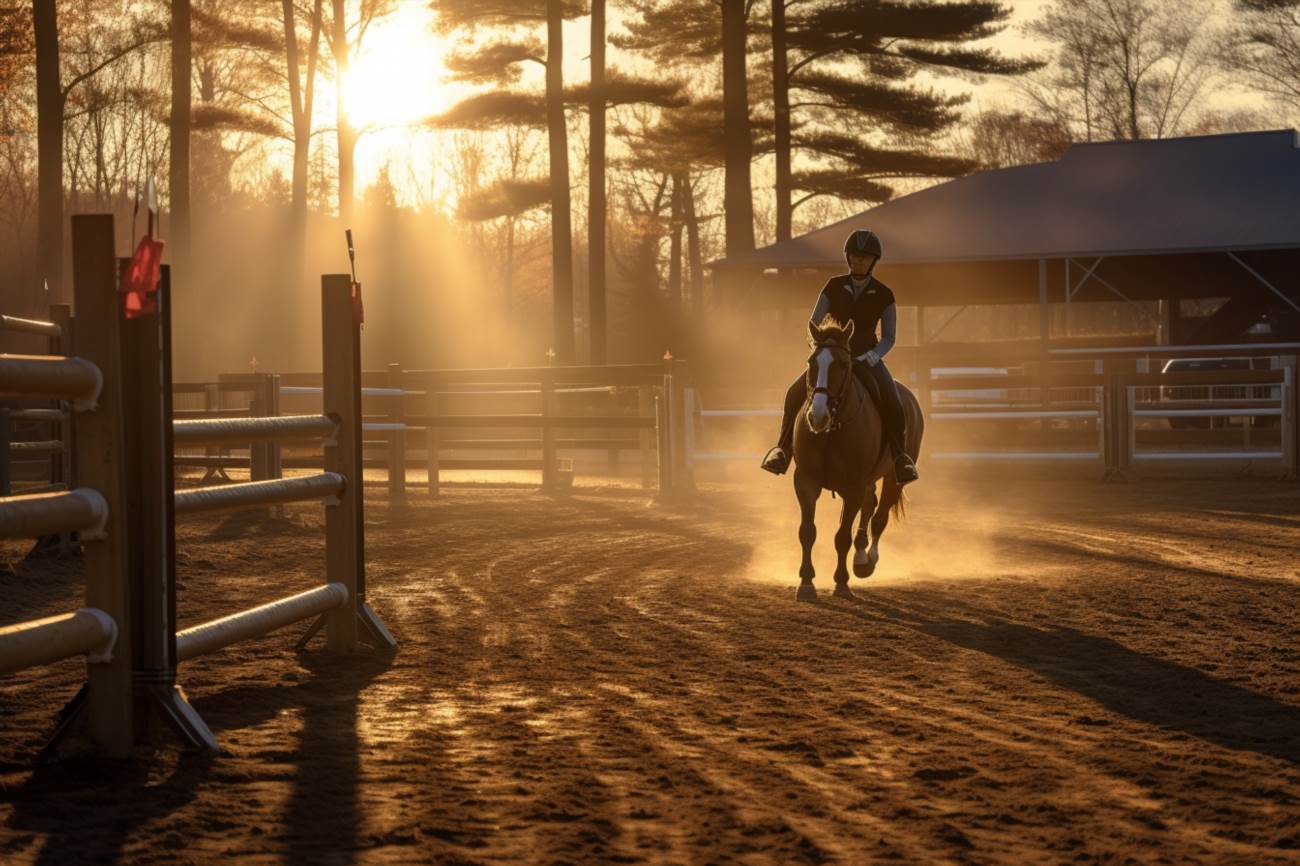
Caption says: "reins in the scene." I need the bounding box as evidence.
[805,340,863,434]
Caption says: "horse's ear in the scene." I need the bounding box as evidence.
[843,320,855,343]
[807,321,819,345]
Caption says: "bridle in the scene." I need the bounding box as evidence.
[805,340,860,434]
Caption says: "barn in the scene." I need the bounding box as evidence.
[711,129,1300,359]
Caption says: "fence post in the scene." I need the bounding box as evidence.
[541,367,557,489]
[655,391,673,495]
[638,385,653,489]
[668,360,694,493]
[268,373,282,479]
[425,394,440,496]
[69,214,133,757]
[201,383,223,483]
[249,373,271,482]
[683,386,697,480]
[386,362,406,502]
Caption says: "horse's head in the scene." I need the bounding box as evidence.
[805,315,855,434]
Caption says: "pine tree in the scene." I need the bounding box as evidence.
[770,0,1036,237]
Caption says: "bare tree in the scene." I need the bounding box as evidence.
[952,107,1073,169]
[1225,0,1300,119]
[1023,0,1218,140]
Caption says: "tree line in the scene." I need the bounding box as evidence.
[1,0,1298,368]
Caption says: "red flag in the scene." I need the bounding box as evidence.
[123,235,164,319]
[351,281,364,326]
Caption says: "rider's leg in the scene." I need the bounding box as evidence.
[761,372,807,475]
[855,359,918,484]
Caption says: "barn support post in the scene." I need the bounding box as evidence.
[0,408,9,497]
[1282,363,1296,480]
[1125,383,1137,468]
[1038,259,1051,430]
[386,362,406,503]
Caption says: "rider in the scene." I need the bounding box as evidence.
[760,229,919,485]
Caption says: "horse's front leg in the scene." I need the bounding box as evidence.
[853,482,877,576]
[794,469,820,602]
[832,486,866,598]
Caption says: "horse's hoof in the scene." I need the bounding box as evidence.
[832,583,855,599]
[796,582,817,602]
[853,561,875,578]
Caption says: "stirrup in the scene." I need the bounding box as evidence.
[894,454,919,485]
[760,446,791,476]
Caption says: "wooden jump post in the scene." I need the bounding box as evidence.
[0,215,133,757]
[123,269,396,753]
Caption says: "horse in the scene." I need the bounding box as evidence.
[791,315,925,601]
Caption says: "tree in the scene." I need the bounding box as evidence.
[1023,0,1218,141]
[171,0,192,288]
[590,0,607,362]
[329,0,395,226]
[771,0,1035,237]
[1226,0,1300,118]
[953,107,1072,169]
[31,0,163,302]
[721,0,755,258]
[429,0,587,362]
[282,0,325,278]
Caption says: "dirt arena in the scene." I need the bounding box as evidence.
[2,471,1299,865]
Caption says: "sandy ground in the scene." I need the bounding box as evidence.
[2,472,1299,865]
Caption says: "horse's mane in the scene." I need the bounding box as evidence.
[812,314,852,344]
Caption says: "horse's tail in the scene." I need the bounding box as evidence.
[892,488,907,521]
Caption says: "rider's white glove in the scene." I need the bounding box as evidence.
[860,350,880,367]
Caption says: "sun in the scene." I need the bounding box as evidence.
[343,5,453,129]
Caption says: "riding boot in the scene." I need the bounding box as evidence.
[863,359,918,485]
[761,373,807,475]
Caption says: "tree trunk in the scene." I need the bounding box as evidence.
[771,0,792,242]
[684,173,703,314]
[284,0,322,273]
[332,0,355,226]
[668,172,683,310]
[33,0,61,302]
[588,0,607,365]
[721,0,755,259]
[170,0,192,288]
[546,0,575,364]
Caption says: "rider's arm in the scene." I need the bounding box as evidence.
[857,303,897,365]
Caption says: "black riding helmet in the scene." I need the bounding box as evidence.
[844,229,882,263]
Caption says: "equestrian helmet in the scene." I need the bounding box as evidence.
[844,229,882,263]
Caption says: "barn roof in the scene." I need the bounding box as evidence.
[712,129,1300,270]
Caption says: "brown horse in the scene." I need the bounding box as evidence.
[791,316,924,601]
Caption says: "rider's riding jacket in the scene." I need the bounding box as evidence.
[809,275,897,362]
